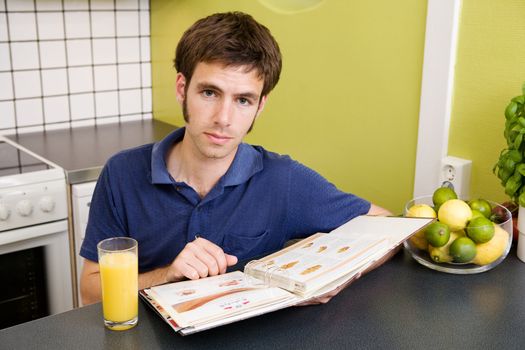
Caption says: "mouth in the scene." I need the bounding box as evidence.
[204,132,233,145]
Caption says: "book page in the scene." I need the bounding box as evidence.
[148,271,296,328]
[249,234,387,285]
[331,216,434,244]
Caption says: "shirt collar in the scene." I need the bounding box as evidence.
[150,127,263,186]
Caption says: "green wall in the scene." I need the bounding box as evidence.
[150,0,428,214]
[449,0,525,203]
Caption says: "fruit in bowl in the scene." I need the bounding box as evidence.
[404,187,513,274]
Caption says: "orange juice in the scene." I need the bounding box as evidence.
[99,251,138,330]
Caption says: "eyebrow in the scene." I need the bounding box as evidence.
[196,82,260,101]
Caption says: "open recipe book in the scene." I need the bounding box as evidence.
[140,215,433,335]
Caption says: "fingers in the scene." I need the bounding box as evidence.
[167,238,237,281]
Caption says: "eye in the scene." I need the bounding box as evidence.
[238,97,250,106]
[202,90,215,97]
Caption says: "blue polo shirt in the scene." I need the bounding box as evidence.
[80,127,371,272]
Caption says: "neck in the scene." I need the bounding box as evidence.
[166,137,237,199]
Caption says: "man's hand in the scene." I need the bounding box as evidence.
[166,237,238,282]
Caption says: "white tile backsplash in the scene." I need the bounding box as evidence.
[91,11,115,38]
[39,41,67,68]
[0,14,8,41]
[118,63,141,89]
[36,0,63,11]
[10,42,40,70]
[90,0,115,10]
[95,91,119,117]
[6,0,34,11]
[92,38,117,64]
[8,13,37,41]
[142,88,152,112]
[66,39,92,66]
[117,11,140,37]
[141,63,151,86]
[117,37,140,63]
[13,70,41,99]
[0,101,16,128]
[1,0,152,134]
[94,65,118,91]
[15,99,44,127]
[119,89,142,114]
[37,12,65,40]
[0,43,11,71]
[70,93,95,120]
[140,11,150,36]
[140,37,150,61]
[0,73,13,100]
[64,12,91,39]
[42,69,69,96]
[68,66,93,93]
[43,96,70,123]
[63,0,89,11]
[117,0,140,10]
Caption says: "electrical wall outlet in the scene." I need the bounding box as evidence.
[439,156,472,199]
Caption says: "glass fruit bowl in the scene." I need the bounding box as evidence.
[403,196,513,274]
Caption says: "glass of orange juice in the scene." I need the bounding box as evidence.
[97,237,138,331]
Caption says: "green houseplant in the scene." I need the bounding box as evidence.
[493,82,525,261]
[493,82,525,203]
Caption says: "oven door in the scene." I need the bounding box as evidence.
[0,220,73,328]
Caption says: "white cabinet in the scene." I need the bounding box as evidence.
[71,181,96,305]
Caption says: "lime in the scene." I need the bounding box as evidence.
[438,199,473,231]
[449,237,477,263]
[424,222,450,247]
[406,204,437,218]
[428,231,461,263]
[466,217,495,243]
[468,199,492,218]
[432,187,458,211]
[470,209,485,221]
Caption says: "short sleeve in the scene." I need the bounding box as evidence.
[79,162,127,262]
[285,160,371,238]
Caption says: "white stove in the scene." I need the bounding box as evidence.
[0,136,73,329]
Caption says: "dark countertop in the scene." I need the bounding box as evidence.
[1,250,525,350]
[6,120,175,184]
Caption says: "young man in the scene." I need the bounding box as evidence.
[80,12,390,305]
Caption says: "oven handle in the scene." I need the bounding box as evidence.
[0,220,68,246]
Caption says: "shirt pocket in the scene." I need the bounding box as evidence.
[222,230,273,261]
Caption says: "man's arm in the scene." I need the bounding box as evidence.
[80,237,238,305]
[367,203,393,216]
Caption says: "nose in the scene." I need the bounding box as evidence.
[213,100,232,127]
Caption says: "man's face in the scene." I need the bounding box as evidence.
[176,62,267,161]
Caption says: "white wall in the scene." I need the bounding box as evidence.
[0,0,152,135]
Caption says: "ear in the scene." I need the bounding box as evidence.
[255,95,268,118]
[175,73,186,104]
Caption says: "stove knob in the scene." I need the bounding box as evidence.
[16,199,33,217]
[0,203,10,221]
[39,196,56,213]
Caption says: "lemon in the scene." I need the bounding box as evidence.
[409,230,429,251]
[449,237,477,263]
[472,224,510,266]
[428,231,461,263]
[406,204,437,218]
[466,217,495,243]
[406,204,436,250]
[432,187,458,211]
[438,199,472,231]
[424,222,450,247]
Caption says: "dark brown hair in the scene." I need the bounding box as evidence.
[174,12,282,97]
